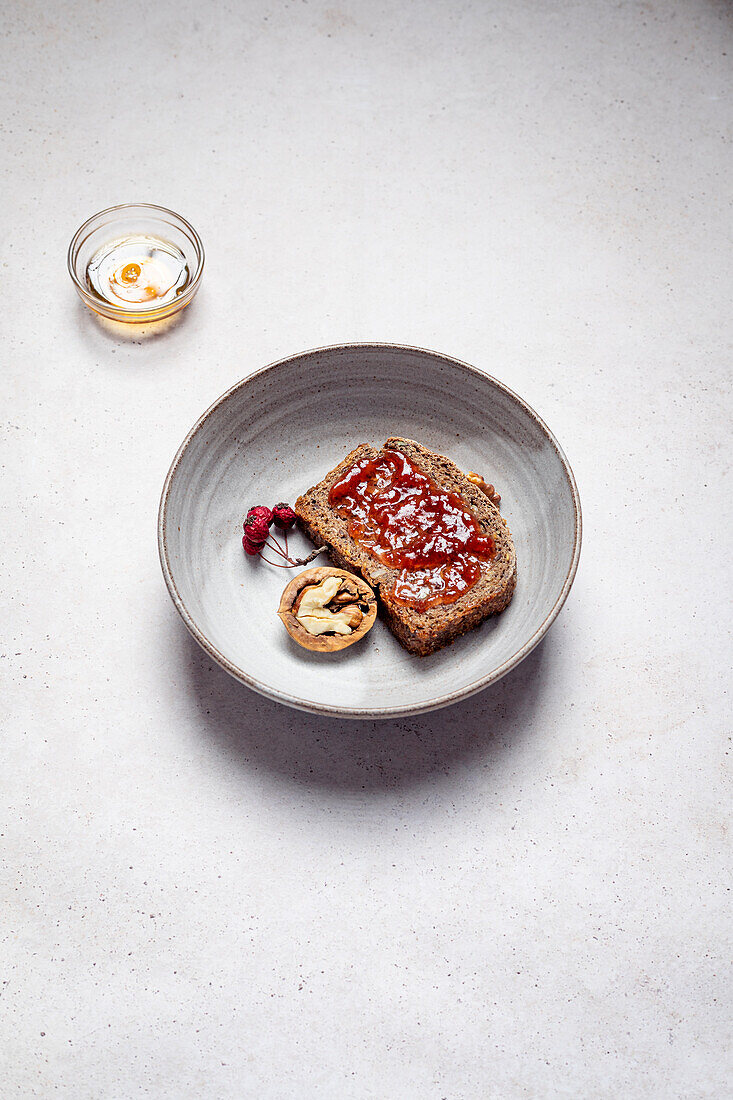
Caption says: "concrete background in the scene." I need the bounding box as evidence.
[1,1,731,1096]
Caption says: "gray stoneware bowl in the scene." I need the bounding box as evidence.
[159,344,581,718]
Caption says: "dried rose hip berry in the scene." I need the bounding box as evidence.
[271,503,296,531]
[246,505,273,527]
[243,515,270,546]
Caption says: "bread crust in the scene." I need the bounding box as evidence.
[294,437,517,656]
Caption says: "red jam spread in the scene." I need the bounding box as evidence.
[328,449,495,610]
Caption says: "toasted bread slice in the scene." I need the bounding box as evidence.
[294,437,516,657]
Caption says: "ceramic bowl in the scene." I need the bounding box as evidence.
[159,344,581,718]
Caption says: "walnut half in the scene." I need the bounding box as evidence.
[277,568,377,652]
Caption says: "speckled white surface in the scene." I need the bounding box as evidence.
[1,1,731,1097]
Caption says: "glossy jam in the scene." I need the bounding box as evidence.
[328,449,495,610]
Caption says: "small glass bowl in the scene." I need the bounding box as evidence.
[68,203,205,324]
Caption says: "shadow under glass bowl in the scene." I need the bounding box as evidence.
[68,202,204,323]
[159,344,582,719]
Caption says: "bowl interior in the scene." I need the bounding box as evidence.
[161,346,580,717]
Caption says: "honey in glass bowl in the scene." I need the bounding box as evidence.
[86,235,191,311]
[68,204,204,324]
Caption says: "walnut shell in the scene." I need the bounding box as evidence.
[277,568,377,652]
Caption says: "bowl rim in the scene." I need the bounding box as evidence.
[67,202,205,321]
[158,342,583,719]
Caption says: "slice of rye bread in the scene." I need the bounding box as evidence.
[294,437,517,657]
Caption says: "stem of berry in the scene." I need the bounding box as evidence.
[257,543,329,569]
[258,554,293,568]
[293,545,329,565]
[264,537,294,563]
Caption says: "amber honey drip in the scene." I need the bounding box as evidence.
[85,235,190,313]
[328,449,495,610]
